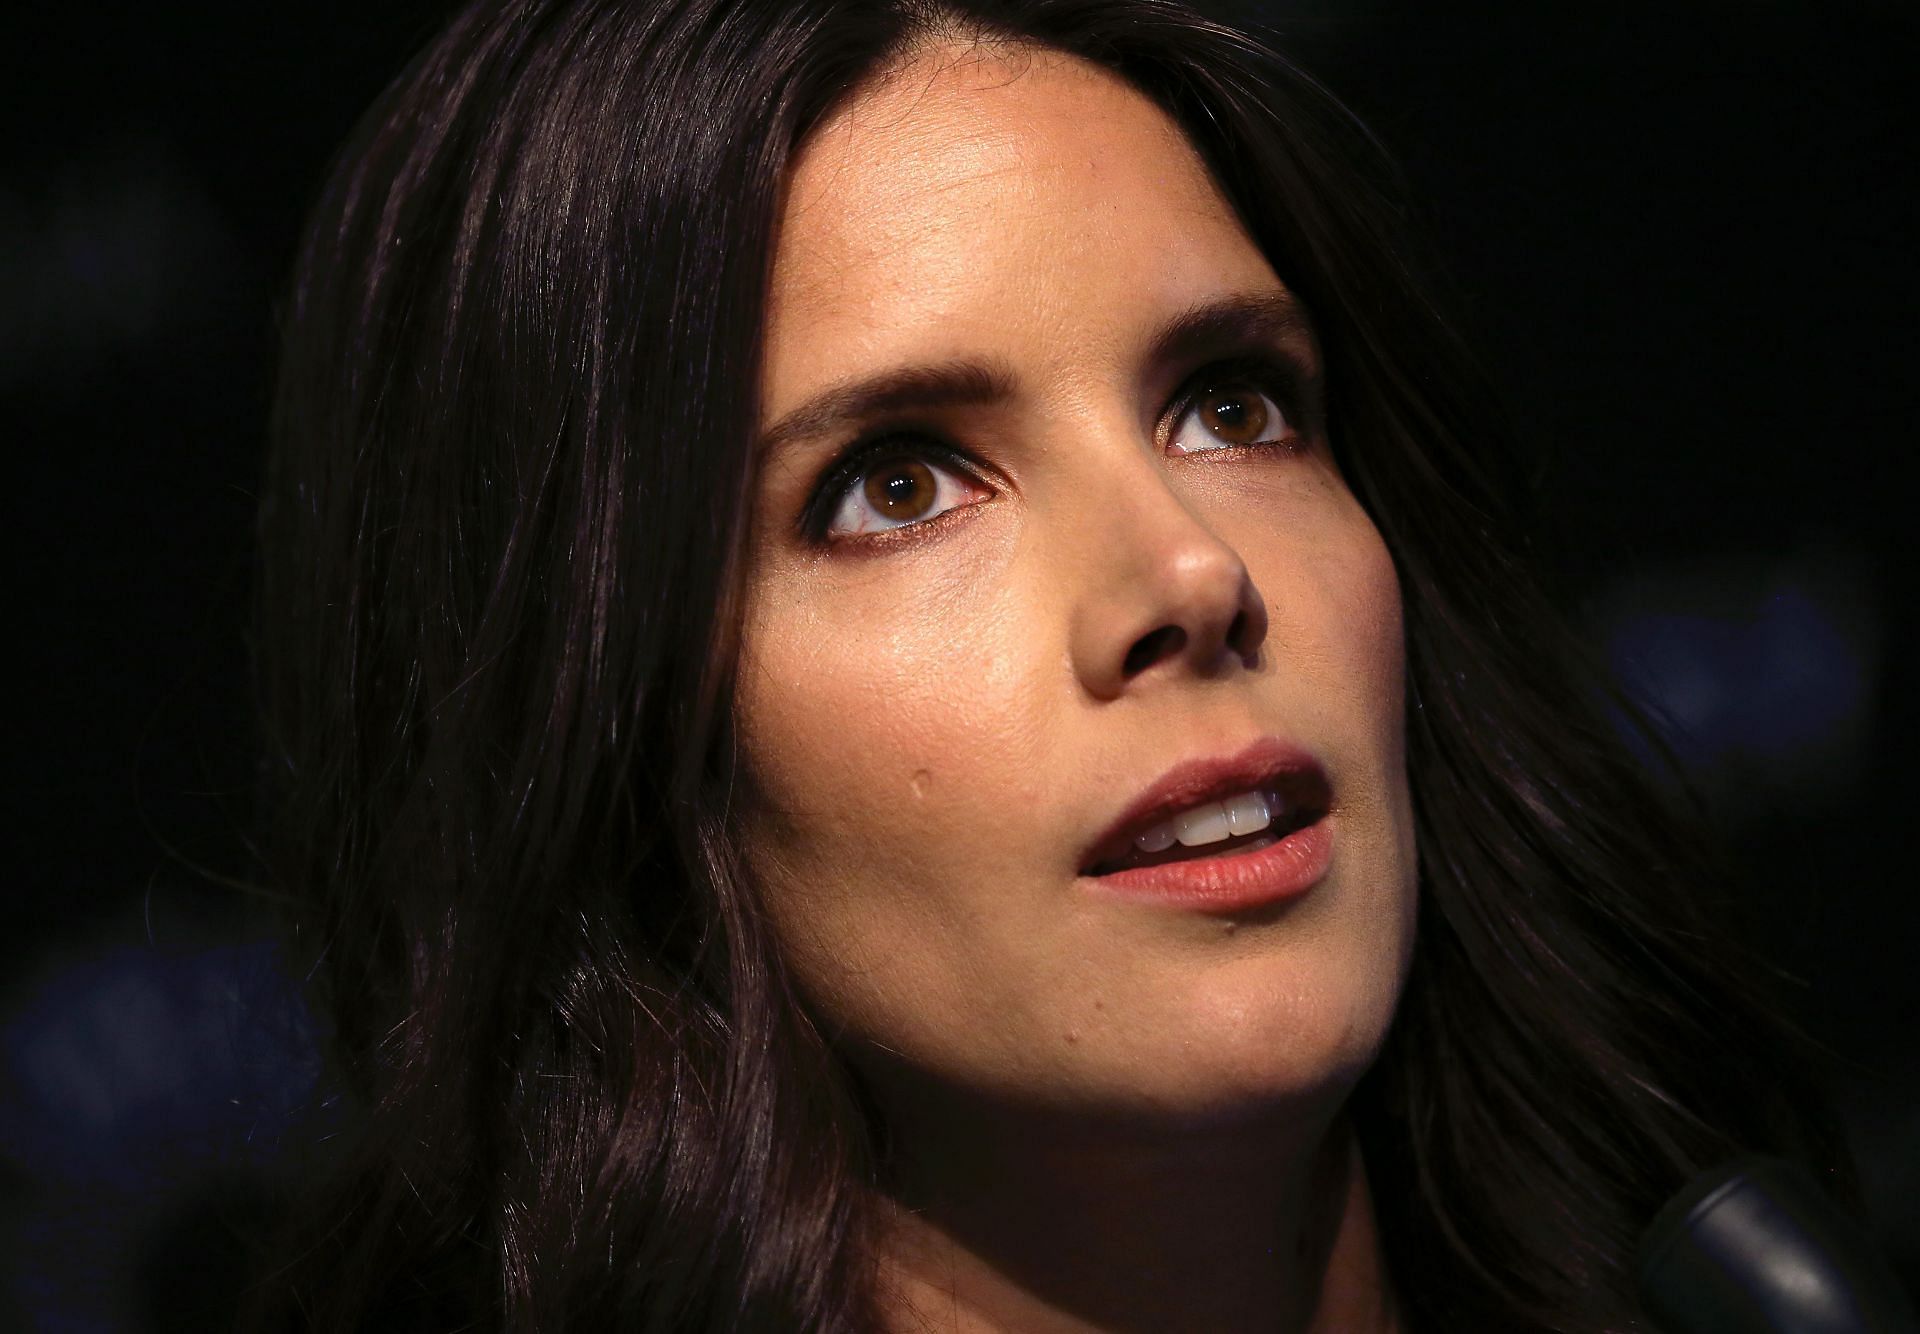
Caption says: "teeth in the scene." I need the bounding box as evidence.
[1133,823,1177,853]
[1224,790,1274,836]
[1130,788,1283,854]
[1174,802,1232,846]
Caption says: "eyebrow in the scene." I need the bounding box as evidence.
[753,289,1313,457]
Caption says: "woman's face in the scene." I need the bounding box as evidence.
[733,41,1418,1129]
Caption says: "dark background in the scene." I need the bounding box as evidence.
[4,1,1914,1327]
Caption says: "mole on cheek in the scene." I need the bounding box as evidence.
[910,768,933,799]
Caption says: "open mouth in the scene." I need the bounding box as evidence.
[1083,787,1328,877]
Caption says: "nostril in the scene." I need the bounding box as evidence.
[1123,625,1186,677]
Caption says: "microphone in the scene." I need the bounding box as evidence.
[1636,1155,1917,1333]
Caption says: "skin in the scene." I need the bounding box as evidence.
[732,37,1417,1334]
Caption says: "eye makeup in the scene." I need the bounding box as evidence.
[797,435,991,546]
[793,348,1324,550]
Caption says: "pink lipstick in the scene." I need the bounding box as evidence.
[1078,735,1333,912]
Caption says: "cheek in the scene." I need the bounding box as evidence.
[1339,514,1419,943]
[735,581,1034,835]
[1349,521,1406,744]
[1313,491,1403,732]
[727,558,1052,1006]
[1248,484,1405,752]
[1328,510,1411,827]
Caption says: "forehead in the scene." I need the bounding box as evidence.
[764,42,1282,403]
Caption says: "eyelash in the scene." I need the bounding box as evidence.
[797,353,1316,547]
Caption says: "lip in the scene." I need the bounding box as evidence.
[1083,818,1333,912]
[1077,735,1334,911]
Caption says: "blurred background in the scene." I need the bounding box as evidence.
[3,0,1913,1327]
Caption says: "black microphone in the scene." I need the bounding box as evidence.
[1636,1155,1918,1333]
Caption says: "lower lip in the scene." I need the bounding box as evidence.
[1081,817,1334,912]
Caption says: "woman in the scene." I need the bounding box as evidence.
[244,0,1863,1329]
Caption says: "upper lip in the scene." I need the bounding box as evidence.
[1079,735,1332,875]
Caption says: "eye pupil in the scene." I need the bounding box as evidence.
[1201,387,1268,444]
[866,458,935,518]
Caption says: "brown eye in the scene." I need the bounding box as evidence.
[1198,386,1269,444]
[864,458,937,521]
[817,442,991,542]
[1167,374,1294,456]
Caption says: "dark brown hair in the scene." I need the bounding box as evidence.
[243,1,1863,1329]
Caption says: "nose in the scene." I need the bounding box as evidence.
[1067,443,1270,701]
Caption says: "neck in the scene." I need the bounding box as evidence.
[869,1101,1400,1334]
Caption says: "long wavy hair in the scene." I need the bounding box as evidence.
[241,0,1864,1329]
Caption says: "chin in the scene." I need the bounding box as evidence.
[1105,972,1398,1127]
[998,1007,1386,1138]
[1160,1050,1376,1131]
